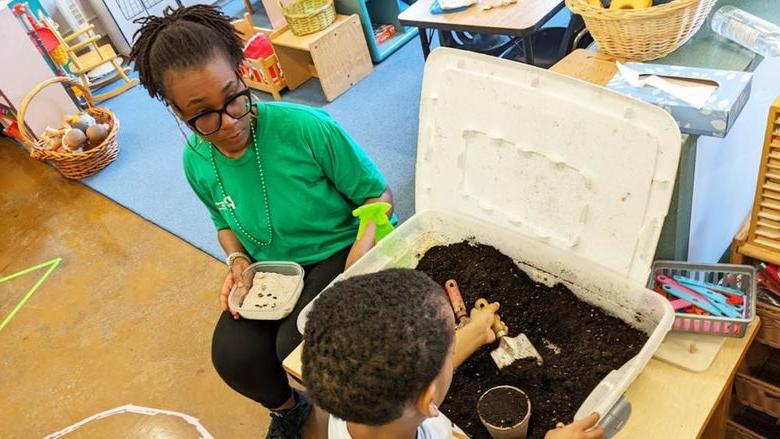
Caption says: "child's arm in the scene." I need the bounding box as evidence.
[453,302,499,369]
[545,413,604,439]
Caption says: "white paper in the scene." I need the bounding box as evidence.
[616,62,718,110]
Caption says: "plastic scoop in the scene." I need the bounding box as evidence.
[352,202,394,242]
[476,298,544,368]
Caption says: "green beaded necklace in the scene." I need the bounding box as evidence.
[208,122,273,246]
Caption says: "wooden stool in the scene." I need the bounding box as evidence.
[271,14,373,101]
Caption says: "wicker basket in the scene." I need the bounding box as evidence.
[756,301,780,349]
[734,344,780,419]
[566,0,717,61]
[279,0,335,36]
[726,420,765,439]
[17,77,119,180]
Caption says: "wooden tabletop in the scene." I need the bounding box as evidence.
[548,49,622,86]
[284,342,304,381]
[398,0,564,36]
[620,321,759,438]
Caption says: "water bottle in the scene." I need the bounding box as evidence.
[710,6,780,57]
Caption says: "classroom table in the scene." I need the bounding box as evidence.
[398,0,564,64]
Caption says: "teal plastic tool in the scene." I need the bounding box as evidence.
[352,202,394,243]
[679,284,744,318]
[672,275,745,296]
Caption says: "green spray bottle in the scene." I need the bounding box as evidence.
[352,202,394,243]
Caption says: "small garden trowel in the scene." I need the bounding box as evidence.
[445,279,469,328]
[476,298,544,368]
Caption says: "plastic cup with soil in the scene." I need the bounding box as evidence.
[477,385,531,439]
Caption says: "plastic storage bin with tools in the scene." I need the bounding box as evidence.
[648,262,756,337]
[298,48,681,435]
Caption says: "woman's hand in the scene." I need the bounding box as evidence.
[220,257,250,319]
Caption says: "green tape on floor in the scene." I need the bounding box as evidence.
[0,258,62,332]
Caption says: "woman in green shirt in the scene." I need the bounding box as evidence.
[130,6,392,437]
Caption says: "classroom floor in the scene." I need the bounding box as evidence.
[0,140,267,437]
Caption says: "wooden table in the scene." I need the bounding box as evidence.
[398,0,564,64]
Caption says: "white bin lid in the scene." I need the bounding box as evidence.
[416,48,681,284]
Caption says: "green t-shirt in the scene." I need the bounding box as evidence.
[183,102,387,266]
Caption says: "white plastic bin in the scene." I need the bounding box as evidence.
[299,47,683,432]
[302,210,674,420]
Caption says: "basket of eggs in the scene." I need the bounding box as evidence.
[566,0,717,61]
[17,77,119,179]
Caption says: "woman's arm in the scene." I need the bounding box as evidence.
[345,221,376,269]
[218,228,249,257]
[343,187,394,269]
[217,228,251,319]
[362,186,394,218]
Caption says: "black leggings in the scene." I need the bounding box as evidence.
[211,246,350,408]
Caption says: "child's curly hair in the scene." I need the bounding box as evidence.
[303,269,454,425]
[129,5,244,101]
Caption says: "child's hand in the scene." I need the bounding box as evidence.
[469,301,500,345]
[545,413,604,439]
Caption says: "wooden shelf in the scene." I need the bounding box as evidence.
[334,0,418,62]
[270,14,373,101]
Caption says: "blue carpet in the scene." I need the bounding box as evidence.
[81,1,571,260]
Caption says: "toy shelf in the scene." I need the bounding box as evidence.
[334,0,418,62]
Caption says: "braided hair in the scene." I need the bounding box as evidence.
[129,5,244,101]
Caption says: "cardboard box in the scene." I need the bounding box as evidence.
[607,63,753,138]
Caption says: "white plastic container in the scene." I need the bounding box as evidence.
[229,261,304,320]
[299,48,681,433]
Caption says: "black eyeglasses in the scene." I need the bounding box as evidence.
[185,88,254,136]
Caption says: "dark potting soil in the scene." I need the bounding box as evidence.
[416,241,649,439]
[477,387,529,428]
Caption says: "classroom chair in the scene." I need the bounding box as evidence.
[41,16,137,102]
